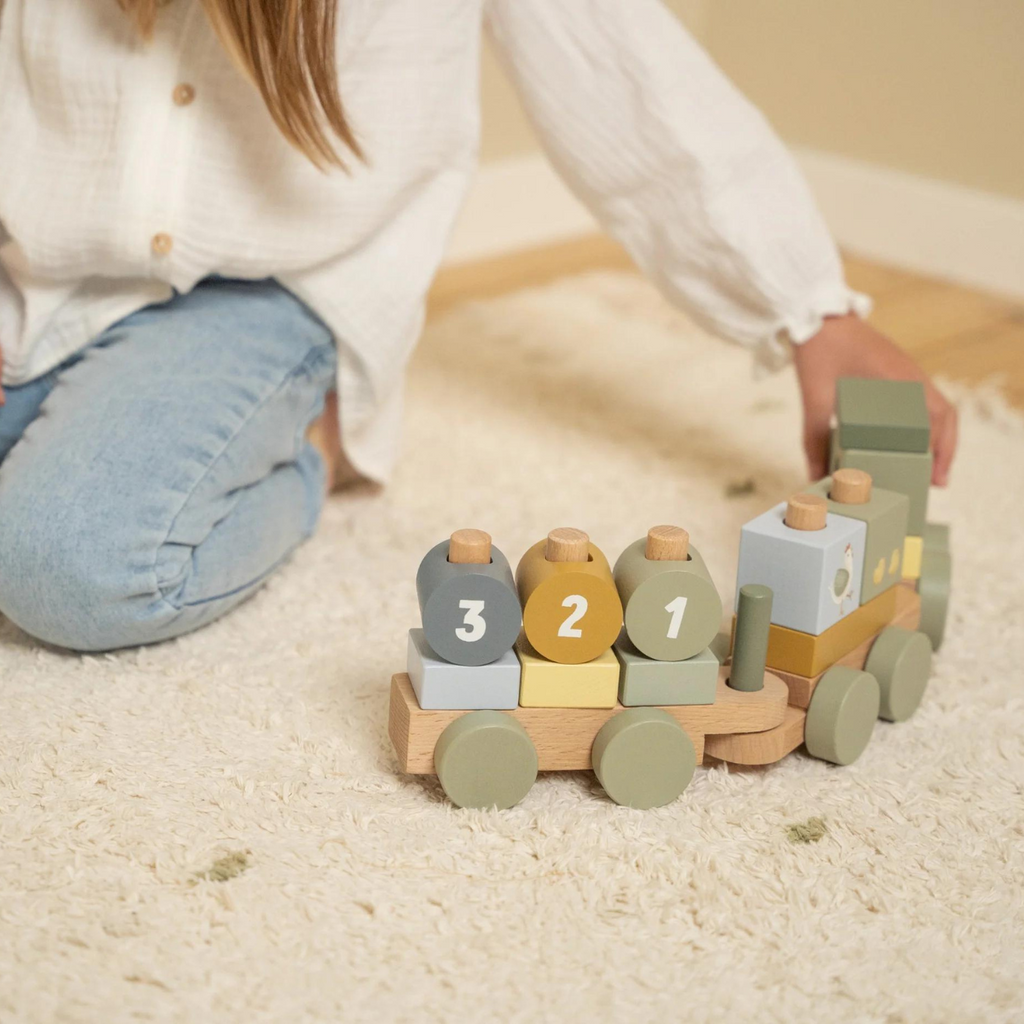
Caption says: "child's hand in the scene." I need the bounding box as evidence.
[792,315,957,487]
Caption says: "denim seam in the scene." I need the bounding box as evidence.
[150,342,335,612]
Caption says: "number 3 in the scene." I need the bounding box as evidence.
[558,594,588,638]
[664,596,688,640]
[456,599,486,642]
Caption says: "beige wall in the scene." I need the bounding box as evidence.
[479,0,1024,201]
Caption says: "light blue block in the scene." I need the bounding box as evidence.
[614,636,718,707]
[735,503,867,635]
[407,629,521,710]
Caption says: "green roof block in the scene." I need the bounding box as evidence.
[836,378,930,453]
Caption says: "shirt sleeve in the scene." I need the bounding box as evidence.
[484,0,871,369]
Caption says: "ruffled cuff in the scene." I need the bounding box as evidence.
[753,285,874,374]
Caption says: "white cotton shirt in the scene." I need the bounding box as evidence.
[0,0,869,483]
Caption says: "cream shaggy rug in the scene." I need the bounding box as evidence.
[2,271,1023,1024]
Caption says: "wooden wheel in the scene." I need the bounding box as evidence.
[866,626,932,722]
[434,712,538,809]
[805,666,880,766]
[591,708,696,809]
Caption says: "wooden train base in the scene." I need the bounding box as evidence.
[389,583,927,809]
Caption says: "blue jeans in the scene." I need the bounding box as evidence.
[0,278,336,651]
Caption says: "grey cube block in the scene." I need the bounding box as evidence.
[735,502,867,635]
[614,636,718,707]
[407,629,521,710]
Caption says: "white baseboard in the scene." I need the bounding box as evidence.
[446,149,1024,300]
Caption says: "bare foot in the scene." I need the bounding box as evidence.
[306,391,360,494]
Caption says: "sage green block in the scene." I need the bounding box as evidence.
[836,378,930,453]
[837,447,932,534]
[614,636,717,706]
[865,626,932,722]
[805,666,880,766]
[729,583,772,692]
[592,708,696,809]
[923,522,950,553]
[807,477,909,603]
[434,712,538,809]
[918,546,952,651]
[613,539,723,661]
[709,630,732,665]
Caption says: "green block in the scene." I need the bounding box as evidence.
[614,636,717,706]
[922,522,950,553]
[807,477,909,604]
[837,447,932,535]
[836,378,930,453]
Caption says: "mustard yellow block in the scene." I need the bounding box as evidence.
[902,535,923,580]
[762,586,898,677]
[516,540,623,664]
[516,639,620,708]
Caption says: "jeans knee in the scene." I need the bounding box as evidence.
[0,494,169,652]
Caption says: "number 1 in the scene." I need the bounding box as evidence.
[664,596,688,640]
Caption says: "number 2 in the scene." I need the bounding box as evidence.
[664,596,688,640]
[558,594,588,638]
[456,599,486,642]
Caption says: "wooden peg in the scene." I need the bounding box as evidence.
[830,468,872,504]
[645,525,690,561]
[784,494,827,531]
[448,529,492,564]
[545,527,590,563]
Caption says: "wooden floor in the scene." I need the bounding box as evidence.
[430,235,1024,406]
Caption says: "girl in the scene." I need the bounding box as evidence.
[0,0,956,652]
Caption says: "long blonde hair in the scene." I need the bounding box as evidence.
[119,0,362,169]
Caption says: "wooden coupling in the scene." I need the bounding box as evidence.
[545,527,591,563]
[829,468,872,505]
[784,494,828,531]
[448,528,492,564]
[644,525,690,562]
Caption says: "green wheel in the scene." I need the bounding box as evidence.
[865,626,932,722]
[434,712,538,809]
[805,666,880,766]
[592,708,696,809]
[918,546,951,651]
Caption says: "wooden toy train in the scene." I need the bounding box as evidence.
[388,379,952,809]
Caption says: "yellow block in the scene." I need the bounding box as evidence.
[516,639,619,708]
[902,535,923,580]
[763,586,898,677]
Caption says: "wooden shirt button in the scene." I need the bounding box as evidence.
[172,83,196,107]
[151,232,174,255]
